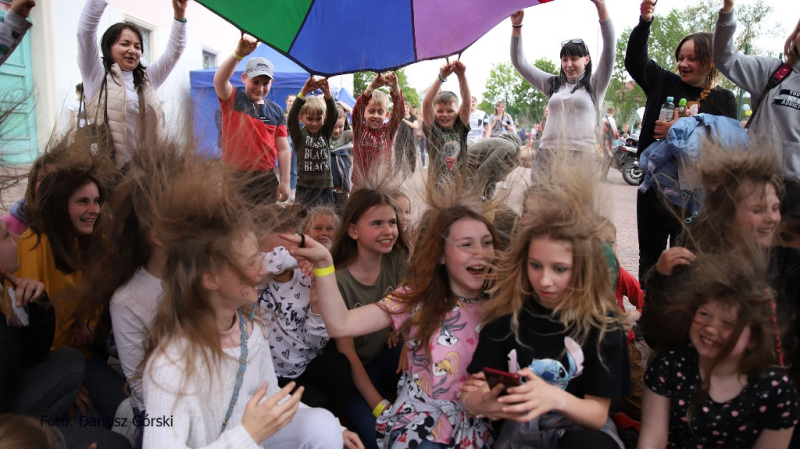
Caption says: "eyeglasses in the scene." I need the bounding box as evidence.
[561,38,585,47]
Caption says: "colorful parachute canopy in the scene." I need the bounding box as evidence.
[196,0,555,76]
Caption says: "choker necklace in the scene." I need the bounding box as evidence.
[454,292,488,304]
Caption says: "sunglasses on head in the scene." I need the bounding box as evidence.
[561,38,585,47]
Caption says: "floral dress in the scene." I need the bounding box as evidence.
[376,294,493,448]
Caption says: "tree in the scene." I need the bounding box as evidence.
[481,59,554,126]
[607,0,775,126]
[352,68,420,109]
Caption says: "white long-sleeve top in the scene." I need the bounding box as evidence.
[143,316,280,449]
[109,267,163,410]
[511,19,616,153]
[77,0,186,155]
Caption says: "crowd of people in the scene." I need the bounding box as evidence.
[0,0,799,448]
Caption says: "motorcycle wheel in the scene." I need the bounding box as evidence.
[623,160,643,186]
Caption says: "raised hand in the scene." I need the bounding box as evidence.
[317,78,332,97]
[301,76,319,96]
[640,0,656,22]
[368,73,386,91]
[439,62,455,81]
[236,34,259,58]
[510,10,524,26]
[384,72,399,92]
[722,0,735,13]
[9,0,36,19]
[173,0,189,20]
[241,382,303,443]
[452,60,466,77]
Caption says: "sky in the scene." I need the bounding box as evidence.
[401,0,799,104]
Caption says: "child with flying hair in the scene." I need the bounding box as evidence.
[638,254,798,448]
[288,77,338,209]
[352,73,405,188]
[302,206,339,250]
[640,146,784,350]
[139,151,358,448]
[462,156,629,449]
[422,60,472,187]
[281,188,500,448]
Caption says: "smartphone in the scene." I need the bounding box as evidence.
[483,367,521,394]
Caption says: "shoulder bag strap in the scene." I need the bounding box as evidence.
[745,64,792,129]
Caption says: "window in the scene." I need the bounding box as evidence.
[202,49,217,69]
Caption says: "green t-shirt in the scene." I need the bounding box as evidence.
[336,248,408,364]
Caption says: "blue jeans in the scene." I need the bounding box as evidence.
[14,348,85,417]
[344,345,402,449]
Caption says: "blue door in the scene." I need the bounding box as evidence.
[0,9,37,163]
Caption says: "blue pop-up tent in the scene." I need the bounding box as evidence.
[189,44,356,156]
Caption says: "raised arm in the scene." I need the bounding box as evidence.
[146,0,188,89]
[452,61,472,124]
[713,0,776,99]
[385,72,406,138]
[77,0,108,101]
[214,35,257,103]
[423,63,454,126]
[509,11,553,95]
[624,0,664,91]
[591,1,617,99]
[319,79,339,138]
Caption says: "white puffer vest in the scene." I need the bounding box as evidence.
[86,63,163,166]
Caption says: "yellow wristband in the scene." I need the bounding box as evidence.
[297,92,305,100]
[313,265,335,278]
[232,51,244,61]
[372,399,390,418]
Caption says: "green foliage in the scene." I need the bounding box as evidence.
[481,59,555,126]
[607,0,775,126]
[352,69,420,109]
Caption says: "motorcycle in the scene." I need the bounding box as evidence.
[610,137,643,186]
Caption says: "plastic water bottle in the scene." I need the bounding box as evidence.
[659,96,675,122]
[678,98,687,116]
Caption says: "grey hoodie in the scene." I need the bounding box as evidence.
[714,11,800,181]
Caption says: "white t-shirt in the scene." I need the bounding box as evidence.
[468,110,490,143]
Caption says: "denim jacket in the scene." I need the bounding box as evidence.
[639,114,748,221]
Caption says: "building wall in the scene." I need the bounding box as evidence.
[27,0,352,153]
